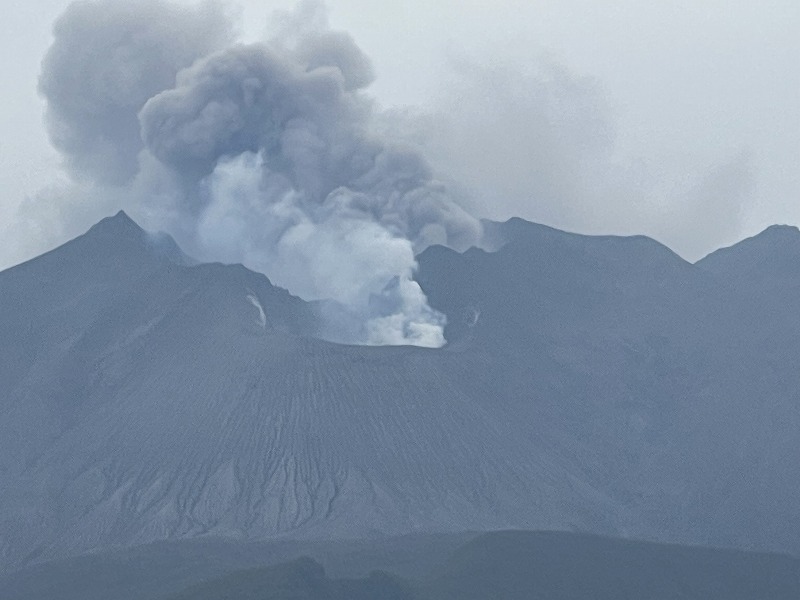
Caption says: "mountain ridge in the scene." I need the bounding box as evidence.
[3,212,800,573]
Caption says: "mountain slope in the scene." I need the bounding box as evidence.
[417,218,800,552]
[698,224,800,287]
[697,224,800,330]
[2,213,800,573]
[0,214,609,571]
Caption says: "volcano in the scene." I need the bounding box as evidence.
[2,212,800,572]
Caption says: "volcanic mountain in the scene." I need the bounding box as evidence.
[2,212,800,572]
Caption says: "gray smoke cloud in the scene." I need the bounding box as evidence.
[39,0,233,185]
[412,53,750,261]
[38,0,481,347]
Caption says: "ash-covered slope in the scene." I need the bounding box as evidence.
[697,225,800,331]
[417,218,800,553]
[3,213,800,573]
[0,214,608,572]
[697,224,800,287]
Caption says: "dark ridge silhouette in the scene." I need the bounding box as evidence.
[421,531,800,600]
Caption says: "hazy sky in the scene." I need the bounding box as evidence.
[1,0,798,269]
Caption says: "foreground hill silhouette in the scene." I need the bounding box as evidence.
[167,556,414,600]
[0,533,472,600]
[163,532,800,600]
[5,531,795,599]
[2,212,800,574]
[421,531,800,600]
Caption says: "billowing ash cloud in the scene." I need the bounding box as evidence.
[39,0,481,347]
[39,0,233,185]
[410,53,749,261]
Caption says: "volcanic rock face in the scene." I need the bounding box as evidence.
[2,212,800,571]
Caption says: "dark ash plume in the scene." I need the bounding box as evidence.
[39,0,481,347]
[39,0,233,185]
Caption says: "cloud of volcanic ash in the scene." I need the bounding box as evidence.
[394,53,750,261]
[38,0,481,347]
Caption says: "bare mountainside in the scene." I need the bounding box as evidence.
[1,212,800,572]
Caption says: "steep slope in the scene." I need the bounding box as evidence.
[0,215,610,572]
[3,213,800,574]
[697,224,800,330]
[422,217,734,348]
[697,224,800,288]
[0,211,316,476]
[0,211,188,402]
[417,218,800,552]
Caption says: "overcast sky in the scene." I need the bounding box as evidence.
[1,0,798,269]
